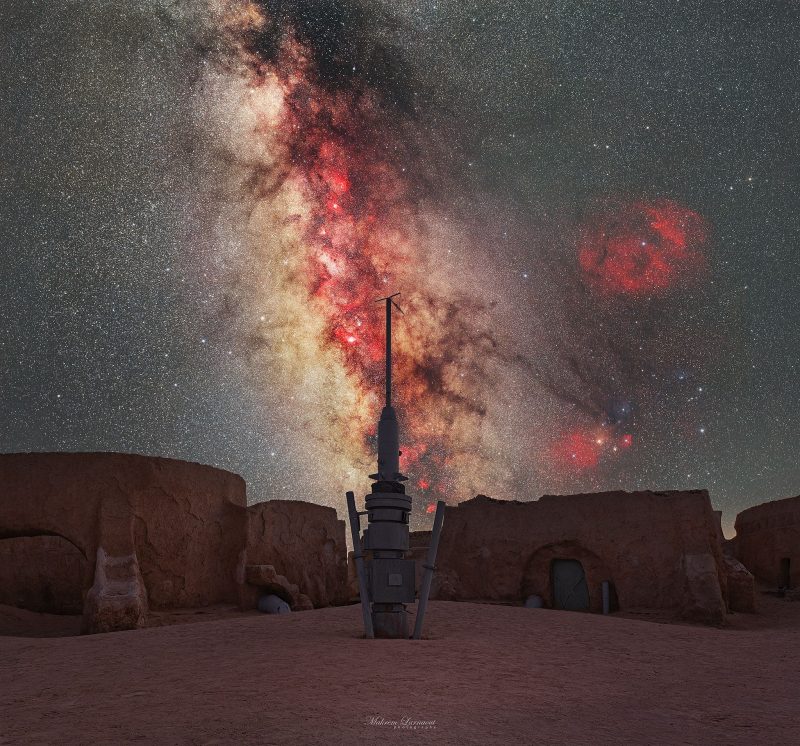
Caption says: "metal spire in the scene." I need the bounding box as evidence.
[346,290,446,639]
[376,292,403,408]
[369,292,406,483]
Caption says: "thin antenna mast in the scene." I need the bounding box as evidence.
[369,292,405,483]
[376,292,403,408]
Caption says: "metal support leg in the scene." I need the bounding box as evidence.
[412,500,445,640]
[346,491,374,639]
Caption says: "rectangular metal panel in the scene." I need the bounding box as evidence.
[368,508,407,522]
[369,558,416,603]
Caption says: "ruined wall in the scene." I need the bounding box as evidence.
[723,555,756,612]
[731,495,800,587]
[131,462,247,608]
[432,490,727,624]
[246,499,348,608]
[0,453,247,632]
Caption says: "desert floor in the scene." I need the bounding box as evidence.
[1,597,799,745]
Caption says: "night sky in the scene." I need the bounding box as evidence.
[2,1,798,534]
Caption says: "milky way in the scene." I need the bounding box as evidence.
[196,1,530,520]
[3,0,799,534]
[188,0,729,527]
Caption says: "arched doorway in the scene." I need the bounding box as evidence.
[0,534,87,614]
[521,541,615,613]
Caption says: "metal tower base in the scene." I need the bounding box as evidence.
[372,603,408,639]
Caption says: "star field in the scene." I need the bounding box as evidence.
[1,0,799,536]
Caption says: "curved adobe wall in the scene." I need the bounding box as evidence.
[0,453,247,631]
[732,495,800,587]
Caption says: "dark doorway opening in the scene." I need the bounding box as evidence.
[779,558,791,589]
[551,559,590,611]
[0,535,85,614]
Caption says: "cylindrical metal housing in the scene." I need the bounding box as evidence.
[376,405,401,481]
[365,493,412,511]
[364,522,410,551]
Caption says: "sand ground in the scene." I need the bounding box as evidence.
[1,599,799,745]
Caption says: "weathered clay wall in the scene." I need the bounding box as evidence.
[131,464,247,608]
[0,453,247,631]
[246,500,348,608]
[432,490,727,624]
[731,495,800,587]
[723,555,756,612]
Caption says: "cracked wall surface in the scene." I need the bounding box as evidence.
[246,499,349,608]
[431,490,728,625]
[0,453,247,632]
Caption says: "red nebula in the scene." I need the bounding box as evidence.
[426,503,436,514]
[334,327,360,346]
[578,199,709,296]
[549,431,601,470]
[417,479,430,490]
[620,434,633,448]
[399,443,427,470]
[277,82,414,388]
[266,57,422,409]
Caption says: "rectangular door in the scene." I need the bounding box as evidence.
[551,559,590,611]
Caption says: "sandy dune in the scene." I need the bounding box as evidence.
[1,600,799,745]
